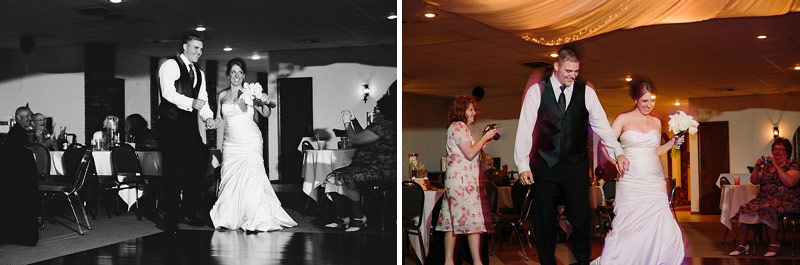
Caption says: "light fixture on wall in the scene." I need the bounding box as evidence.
[773,126,779,138]
[362,84,370,103]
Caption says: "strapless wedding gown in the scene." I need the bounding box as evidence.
[209,103,297,231]
[591,130,684,265]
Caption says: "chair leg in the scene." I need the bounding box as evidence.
[721,227,729,245]
[792,219,796,257]
[64,193,84,235]
[75,192,92,230]
[39,194,47,230]
[416,233,426,264]
[510,223,528,261]
[135,185,142,221]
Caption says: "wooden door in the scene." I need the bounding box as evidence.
[698,121,729,214]
[277,77,312,184]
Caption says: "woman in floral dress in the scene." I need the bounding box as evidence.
[729,137,800,257]
[435,95,498,265]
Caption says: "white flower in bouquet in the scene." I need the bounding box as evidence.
[667,111,698,149]
[238,82,267,106]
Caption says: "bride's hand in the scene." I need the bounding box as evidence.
[673,135,685,146]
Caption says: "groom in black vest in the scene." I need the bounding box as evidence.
[513,47,629,265]
[157,33,215,234]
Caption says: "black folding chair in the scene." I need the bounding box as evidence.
[39,149,93,235]
[26,144,50,180]
[491,183,535,261]
[402,181,426,264]
[109,143,145,220]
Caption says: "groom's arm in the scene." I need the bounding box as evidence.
[584,86,625,160]
[514,83,541,176]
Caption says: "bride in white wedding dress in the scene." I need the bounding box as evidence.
[591,76,684,265]
[209,58,297,232]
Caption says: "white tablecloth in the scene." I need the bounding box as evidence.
[589,185,606,209]
[719,184,760,230]
[410,189,444,263]
[716,173,752,188]
[300,149,356,201]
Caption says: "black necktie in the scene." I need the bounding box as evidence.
[558,84,566,113]
[188,64,196,84]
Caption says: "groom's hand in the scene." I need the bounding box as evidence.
[616,155,630,175]
[204,118,215,130]
[520,171,534,185]
[192,99,206,110]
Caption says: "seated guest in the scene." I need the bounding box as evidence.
[4,106,34,146]
[125,114,158,150]
[32,113,56,150]
[481,153,508,186]
[325,93,396,232]
[729,137,800,257]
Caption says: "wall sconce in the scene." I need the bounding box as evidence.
[362,84,370,103]
[773,126,779,138]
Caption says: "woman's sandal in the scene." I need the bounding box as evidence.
[728,244,749,256]
[764,243,780,257]
[345,216,367,232]
[325,217,350,229]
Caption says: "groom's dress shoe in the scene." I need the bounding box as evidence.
[181,215,205,227]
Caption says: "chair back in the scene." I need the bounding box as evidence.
[602,180,616,201]
[62,143,86,181]
[481,180,498,213]
[402,181,425,229]
[516,186,534,223]
[69,150,94,194]
[510,180,528,214]
[110,143,142,176]
[719,176,731,186]
[668,178,678,204]
[26,144,50,178]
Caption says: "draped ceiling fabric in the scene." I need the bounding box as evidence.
[423,0,800,46]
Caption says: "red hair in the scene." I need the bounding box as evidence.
[446,95,477,127]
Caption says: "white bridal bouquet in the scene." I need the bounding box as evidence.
[238,82,267,106]
[667,111,698,149]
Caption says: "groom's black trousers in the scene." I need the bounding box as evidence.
[158,112,210,227]
[530,155,591,265]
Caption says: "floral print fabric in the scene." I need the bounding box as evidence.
[737,160,800,228]
[435,121,487,234]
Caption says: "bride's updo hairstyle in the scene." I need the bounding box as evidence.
[226,57,247,77]
[628,74,656,101]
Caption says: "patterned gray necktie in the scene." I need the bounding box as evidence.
[558,84,566,113]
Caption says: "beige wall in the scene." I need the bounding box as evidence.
[688,92,800,212]
[268,45,396,180]
[0,45,86,142]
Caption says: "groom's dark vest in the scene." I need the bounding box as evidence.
[157,56,204,122]
[530,78,589,168]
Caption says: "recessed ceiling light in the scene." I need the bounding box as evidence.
[549,53,558,58]
[650,95,656,99]
[625,77,632,82]
[109,0,121,3]
[794,65,800,70]
[674,99,681,106]
[195,25,206,32]
[387,12,397,20]
[756,35,767,39]
[251,54,261,60]
[423,12,437,18]
[223,47,232,52]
